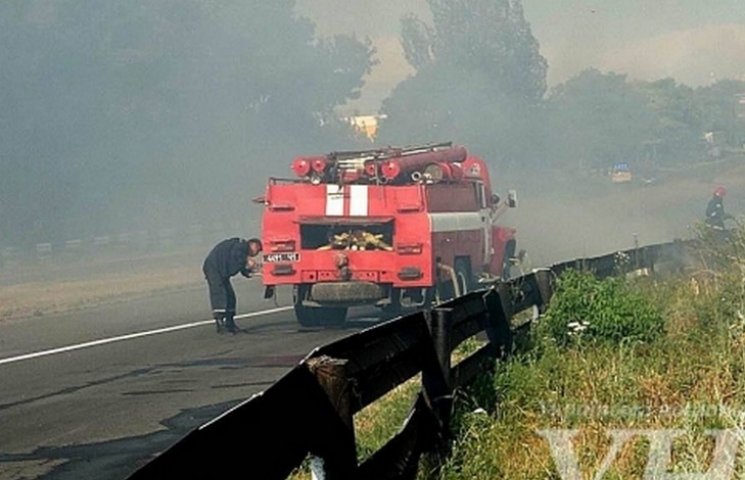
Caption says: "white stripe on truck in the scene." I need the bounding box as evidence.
[325,184,344,216]
[349,185,368,216]
[429,212,486,232]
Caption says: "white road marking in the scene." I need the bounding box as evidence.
[0,306,294,367]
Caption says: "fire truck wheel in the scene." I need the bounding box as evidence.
[294,285,318,327]
[293,284,348,326]
[321,307,347,325]
[294,303,320,327]
[380,288,402,320]
[294,304,347,327]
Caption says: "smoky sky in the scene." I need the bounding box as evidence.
[296,0,745,112]
[3,0,744,254]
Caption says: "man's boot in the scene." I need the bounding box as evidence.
[214,315,225,334]
[224,314,239,334]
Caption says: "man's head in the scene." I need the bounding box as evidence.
[247,238,263,256]
[714,186,727,198]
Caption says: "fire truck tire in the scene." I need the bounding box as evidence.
[321,307,347,325]
[294,304,320,327]
[293,284,348,326]
[380,288,402,320]
[311,282,384,303]
[294,304,347,327]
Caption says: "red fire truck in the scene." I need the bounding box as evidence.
[259,142,518,326]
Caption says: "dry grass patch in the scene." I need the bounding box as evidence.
[0,266,200,321]
[438,265,745,479]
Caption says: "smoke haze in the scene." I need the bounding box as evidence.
[2,0,745,264]
[297,0,745,111]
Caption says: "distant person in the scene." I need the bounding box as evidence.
[705,186,733,231]
[203,237,262,334]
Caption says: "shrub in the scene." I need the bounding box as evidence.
[540,270,664,346]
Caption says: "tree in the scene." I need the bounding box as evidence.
[630,78,745,163]
[544,69,657,170]
[635,78,702,164]
[693,80,745,149]
[396,0,547,99]
[400,13,434,71]
[377,0,547,166]
[426,0,547,100]
[0,1,375,244]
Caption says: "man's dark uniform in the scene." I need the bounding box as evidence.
[706,195,726,230]
[203,238,252,333]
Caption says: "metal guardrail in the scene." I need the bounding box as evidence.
[0,222,257,268]
[127,240,689,480]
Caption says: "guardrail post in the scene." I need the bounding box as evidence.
[533,269,554,314]
[306,356,357,480]
[484,285,513,359]
[428,307,453,381]
[643,245,655,272]
[421,307,455,479]
[633,233,640,269]
[671,239,687,273]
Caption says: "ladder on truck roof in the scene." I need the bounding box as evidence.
[328,141,454,162]
[290,141,467,185]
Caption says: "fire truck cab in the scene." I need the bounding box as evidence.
[260,142,517,326]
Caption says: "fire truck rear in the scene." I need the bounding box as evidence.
[260,142,517,326]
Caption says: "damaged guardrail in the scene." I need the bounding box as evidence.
[127,240,689,480]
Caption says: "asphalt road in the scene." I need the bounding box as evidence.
[0,278,377,480]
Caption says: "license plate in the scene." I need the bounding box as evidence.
[263,252,300,263]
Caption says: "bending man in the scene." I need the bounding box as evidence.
[203,237,262,334]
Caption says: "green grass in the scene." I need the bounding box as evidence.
[293,237,745,479]
[438,258,745,479]
[288,339,486,479]
[539,270,664,346]
[289,375,422,479]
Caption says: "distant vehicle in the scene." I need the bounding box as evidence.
[610,162,632,183]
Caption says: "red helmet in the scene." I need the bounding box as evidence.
[714,186,727,197]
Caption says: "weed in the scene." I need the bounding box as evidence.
[539,270,664,346]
